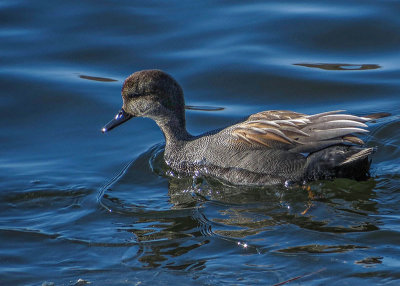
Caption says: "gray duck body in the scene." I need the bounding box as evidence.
[163,128,307,185]
[102,70,380,186]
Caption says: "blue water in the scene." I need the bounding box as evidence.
[1,0,400,285]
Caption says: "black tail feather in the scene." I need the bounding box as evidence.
[304,145,373,181]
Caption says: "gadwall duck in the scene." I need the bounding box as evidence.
[102,70,385,186]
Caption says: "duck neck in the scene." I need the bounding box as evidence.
[154,114,192,147]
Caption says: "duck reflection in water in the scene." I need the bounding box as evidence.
[99,144,380,269]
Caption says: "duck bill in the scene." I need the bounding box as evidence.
[102,109,133,133]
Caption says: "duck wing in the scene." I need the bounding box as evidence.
[231,110,371,153]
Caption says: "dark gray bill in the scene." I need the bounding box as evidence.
[101,109,133,133]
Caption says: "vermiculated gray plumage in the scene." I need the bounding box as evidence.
[102,70,387,186]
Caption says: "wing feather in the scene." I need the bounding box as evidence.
[302,127,368,142]
[231,110,371,153]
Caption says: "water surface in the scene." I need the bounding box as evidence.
[1,0,400,285]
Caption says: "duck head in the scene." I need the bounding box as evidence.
[102,70,186,133]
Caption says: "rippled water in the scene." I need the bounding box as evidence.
[1,0,400,285]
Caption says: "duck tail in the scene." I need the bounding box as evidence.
[338,147,375,166]
[304,145,373,181]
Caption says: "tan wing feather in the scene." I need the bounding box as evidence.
[231,110,371,152]
[248,110,307,121]
[343,135,365,145]
[245,132,293,147]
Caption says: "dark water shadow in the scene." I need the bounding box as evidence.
[185,105,225,111]
[78,74,118,82]
[294,63,381,71]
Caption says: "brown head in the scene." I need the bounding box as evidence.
[102,70,186,133]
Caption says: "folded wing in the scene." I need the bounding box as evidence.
[231,110,371,153]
